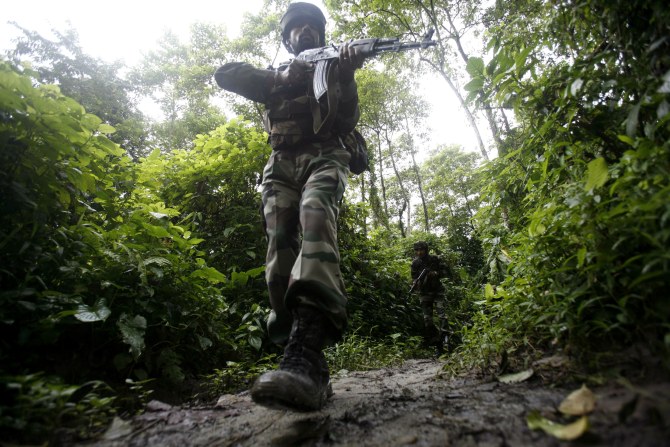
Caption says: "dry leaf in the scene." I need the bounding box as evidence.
[559,384,596,416]
[102,417,133,440]
[527,411,589,441]
[497,369,534,383]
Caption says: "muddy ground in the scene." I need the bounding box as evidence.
[85,358,669,447]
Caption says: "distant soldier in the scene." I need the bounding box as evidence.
[410,241,451,349]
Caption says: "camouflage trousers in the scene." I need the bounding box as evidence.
[420,292,447,335]
[261,140,350,346]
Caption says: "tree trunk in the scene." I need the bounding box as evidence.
[405,116,430,233]
[376,130,389,221]
[385,129,410,233]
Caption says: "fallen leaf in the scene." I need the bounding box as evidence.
[102,417,133,440]
[527,411,589,441]
[498,369,534,383]
[559,384,596,416]
[146,400,173,412]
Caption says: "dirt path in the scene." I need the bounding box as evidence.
[87,359,669,446]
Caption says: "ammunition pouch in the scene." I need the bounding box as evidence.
[338,129,369,175]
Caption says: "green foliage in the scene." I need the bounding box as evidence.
[137,118,271,275]
[205,353,278,397]
[5,25,149,159]
[419,145,485,276]
[0,63,269,441]
[459,0,670,370]
[0,374,116,444]
[325,332,425,372]
[130,24,230,151]
[338,206,425,338]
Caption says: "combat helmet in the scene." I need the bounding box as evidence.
[279,2,327,52]
[413,241,429,251]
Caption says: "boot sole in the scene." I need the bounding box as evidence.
[251,370,330,411]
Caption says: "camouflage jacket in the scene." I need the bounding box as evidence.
[215,61,360,149]
[411,254,449,293]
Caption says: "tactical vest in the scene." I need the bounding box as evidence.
[262,64,369,174]
[263,65,331,149]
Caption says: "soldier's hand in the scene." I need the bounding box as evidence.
[276,59,312,87]
[339,41,364,84]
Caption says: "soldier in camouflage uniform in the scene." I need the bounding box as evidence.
[214,2,364,411]
[411,241,450,349]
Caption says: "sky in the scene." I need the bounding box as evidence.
[1,0,482,155]
[1,0,266,64]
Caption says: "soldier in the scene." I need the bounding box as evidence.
[410,241,449,350]
[214,2,364,411]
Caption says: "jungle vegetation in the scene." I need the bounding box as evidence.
[1,0,668,443]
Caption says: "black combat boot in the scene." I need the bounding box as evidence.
[251,305,332,411]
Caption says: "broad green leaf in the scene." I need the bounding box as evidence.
[464,78,485,92]
[577,247,587,267]
[249,335,262,350]
[514,47,533,77]
[584,158,609,191]
[143,224,172,239]
[485,283,495,298]
[98,123,116,134]
[81,113,103,129]
[143,256,172,267]
[190,267,227,284]
[466,57,485,77]
[246,265,266,278]
[117,314,147,359]
[617,134,635,145]
[74,300,111,323]
[527,412,589,441]
[231,270,249,285]
[55,186,71,206]
[197,335,213,350]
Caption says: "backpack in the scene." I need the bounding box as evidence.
[339,129,369,175]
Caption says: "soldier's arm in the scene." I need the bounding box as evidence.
[334,79,360,133]
[429,256,442,277]
[215,62,276,103]
[334,42,362,133]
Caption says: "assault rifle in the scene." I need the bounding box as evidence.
[297,29,437,102]
[406,268,430,303]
